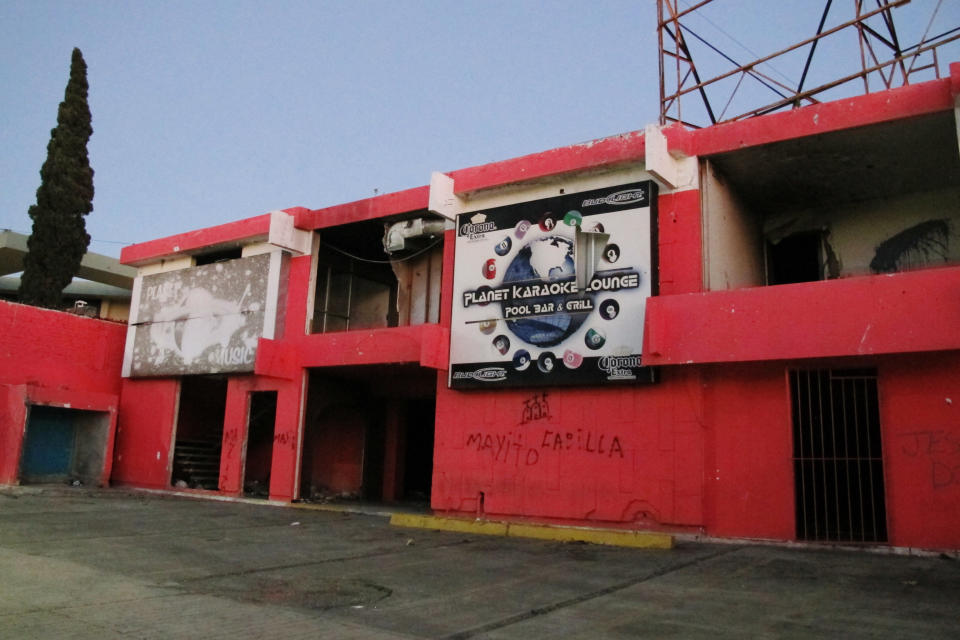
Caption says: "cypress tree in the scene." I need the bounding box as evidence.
[19,48,94,309]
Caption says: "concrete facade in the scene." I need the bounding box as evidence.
[2,64,959,553]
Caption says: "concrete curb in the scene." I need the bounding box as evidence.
[390,513,674,549]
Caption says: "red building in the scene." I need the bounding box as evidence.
[4,63,957,552]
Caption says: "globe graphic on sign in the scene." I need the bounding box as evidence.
[501,236,587,347]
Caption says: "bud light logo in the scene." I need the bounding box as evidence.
[452,367,508,382]
[582,189,647,207]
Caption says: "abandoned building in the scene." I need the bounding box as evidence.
[1,63,958,552]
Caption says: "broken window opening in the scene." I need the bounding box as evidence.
[766,230,839,285]
[312,244,398,333]
[194,247,243,266]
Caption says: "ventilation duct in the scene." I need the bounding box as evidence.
[383,218,446,254]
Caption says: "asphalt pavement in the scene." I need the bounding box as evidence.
[1,486,958,639]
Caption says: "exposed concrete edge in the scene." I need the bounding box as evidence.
[130,487,290,508]
[14,486,958,557]
[289,501,399,518]
[127,487,401,517]
[672,531,960,559]
[390,513,674,549]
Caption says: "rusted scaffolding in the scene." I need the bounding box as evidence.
[658,0,960,127]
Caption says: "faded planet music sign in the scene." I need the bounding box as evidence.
[123,253,278,377]
[449,180,658,389]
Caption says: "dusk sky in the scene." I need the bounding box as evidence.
[2,1,957,258]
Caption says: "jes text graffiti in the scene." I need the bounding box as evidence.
[899,429,960,489]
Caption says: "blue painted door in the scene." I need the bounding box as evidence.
[21,406,75,479]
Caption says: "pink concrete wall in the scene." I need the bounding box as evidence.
[0,301,126,485]
[880,351,960,550]
[112,378,179,489]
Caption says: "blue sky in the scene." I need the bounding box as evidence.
[1,1,957,257]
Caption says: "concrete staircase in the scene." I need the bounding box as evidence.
[171,439,221,490]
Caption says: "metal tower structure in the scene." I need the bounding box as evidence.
[658,0,960,127]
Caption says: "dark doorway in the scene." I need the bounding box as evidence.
[300,365,436,504]
[791,368,887,543]
[243,391,277,498]
[171,376,228,490]
[362,412,386,502]
[403,398,435,503]
[20,406,110,486]
[767,231,823,285]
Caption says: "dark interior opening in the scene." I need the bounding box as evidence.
[194,247,243,266]
[403,398,435,502]
[243,391,277,498]
[791,368,887,543]
[767,231,823,285]
[362,413,386,502]
[172,375,228,490]
[311,221,400,333]
[300,365,435,505]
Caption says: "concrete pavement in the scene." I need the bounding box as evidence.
[1,486,958,639]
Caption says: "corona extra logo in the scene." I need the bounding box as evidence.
[460,213,497,237]
[597,355,641,380]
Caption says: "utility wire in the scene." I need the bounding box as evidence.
[678,0,798,87]
[4,227,134,246]
[906,0,944,75]
[322,237,443,265]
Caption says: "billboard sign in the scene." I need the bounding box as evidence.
[123,252,284,377]
[449,180,658,389]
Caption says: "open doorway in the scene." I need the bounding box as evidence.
[171,376,227,490]
[19,406,111,486]
[243,391,277,498]
[300,365,436,505]
[403,398,435,504]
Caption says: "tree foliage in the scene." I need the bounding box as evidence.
[19,48,94,309]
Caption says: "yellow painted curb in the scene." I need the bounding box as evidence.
[390,513,508,536]
[390,513,673,549]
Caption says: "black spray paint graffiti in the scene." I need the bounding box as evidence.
[467,431,540,466]
[541,429,623,458]
[466,428,624,467]
[898,429,960,489]
[520,393,551,425]
[870,219,950,273]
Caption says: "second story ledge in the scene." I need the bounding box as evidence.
[643,266,960,365]
[257,324,449,378]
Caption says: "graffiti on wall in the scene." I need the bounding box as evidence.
[898,429,960,489]
[870,219,950,273]
[465,428,624,468]
[520,393,552,424]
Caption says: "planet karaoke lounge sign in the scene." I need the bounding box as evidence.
[448,180,658,389]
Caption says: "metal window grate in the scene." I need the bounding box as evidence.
[790,368,887,543]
